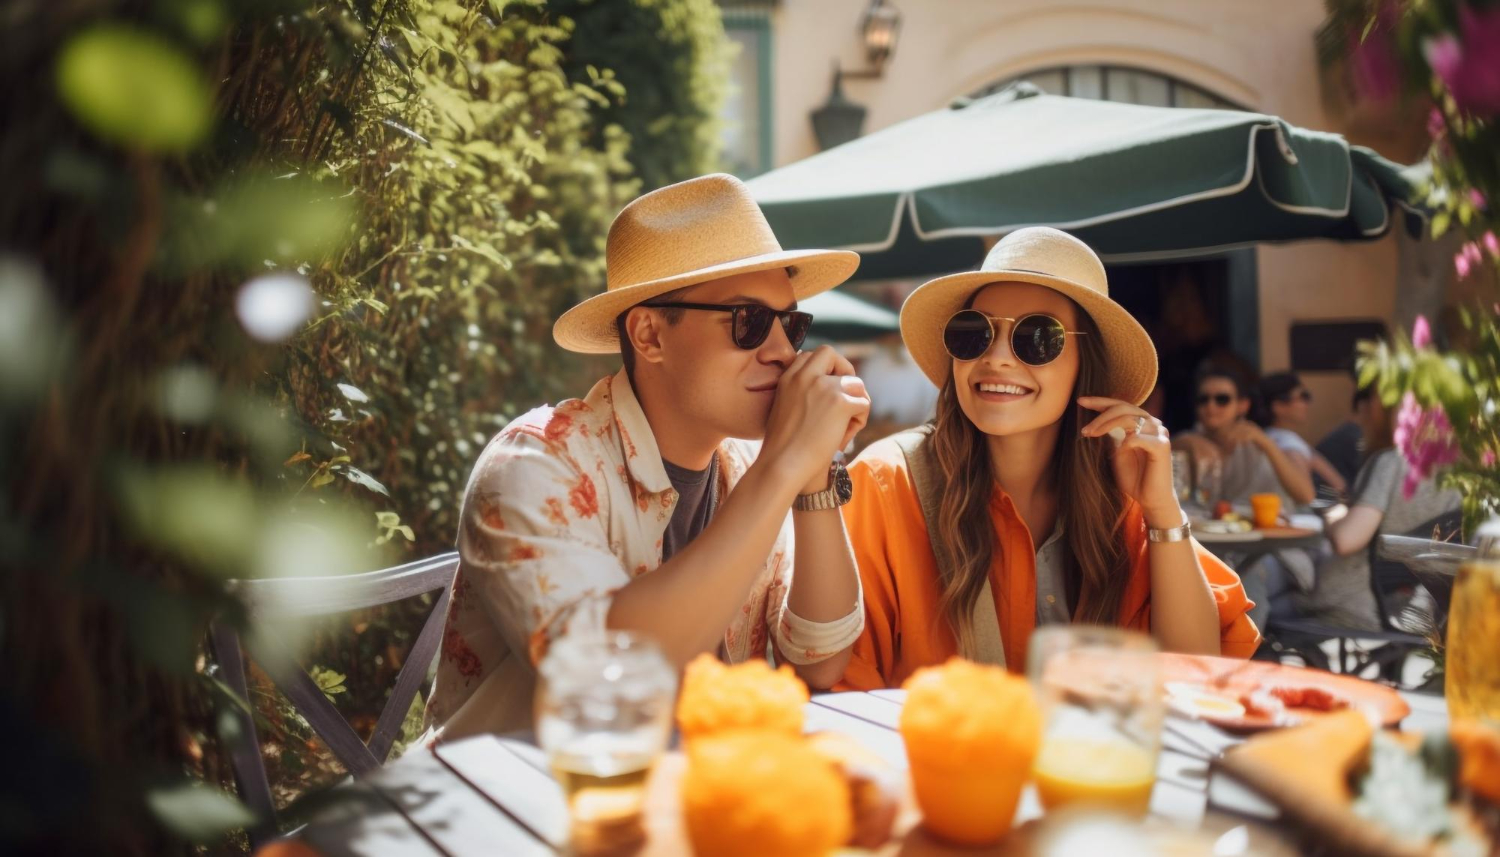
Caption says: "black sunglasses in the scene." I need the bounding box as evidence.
[1279,389,1312,403]
[1197,393,1235,407]
[942,310,1086,365]
[644,301,814,350]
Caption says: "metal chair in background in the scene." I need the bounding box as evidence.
[1267,512,1463,687]
[210,552,459,847]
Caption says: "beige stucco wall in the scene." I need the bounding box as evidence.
[763,0,1432,439]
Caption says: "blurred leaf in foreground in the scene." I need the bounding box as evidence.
[0,255,67,406]
[55,24,213,152]
[144,780,256,843]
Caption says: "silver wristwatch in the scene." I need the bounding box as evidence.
[793,462,854,512]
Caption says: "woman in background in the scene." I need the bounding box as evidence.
[1172,366,1316,509]
[1258,372,1347,496]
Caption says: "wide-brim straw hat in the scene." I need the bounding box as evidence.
[900,227,1157,405]
[554,173,860,353]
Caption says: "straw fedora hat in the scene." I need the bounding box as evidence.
[554,173,860,353]
[900,227,1157,405]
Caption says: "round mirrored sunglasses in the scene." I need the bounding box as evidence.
[942,309,1086,366]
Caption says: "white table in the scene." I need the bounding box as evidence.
[294,688,1446,855]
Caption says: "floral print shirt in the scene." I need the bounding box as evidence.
[423,371,864,740]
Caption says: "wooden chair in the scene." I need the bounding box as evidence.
[1267,512,1462,687]
[210,552,459,847]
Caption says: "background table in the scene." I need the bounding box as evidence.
[295,688,1447,856]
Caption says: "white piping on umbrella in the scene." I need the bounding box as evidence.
[812,122,1374,254]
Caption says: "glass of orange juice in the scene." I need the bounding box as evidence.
[1249,493,1281,529]
[1027,626,1163,817]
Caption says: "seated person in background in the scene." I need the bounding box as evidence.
[423,175,871,740]
[1295,391,1464,631]
[1316,383,1375,490]
[836,228,1259,692]
[1173,366,1317,633]
[1172,365,1316,510]
[1258,372,1347,497]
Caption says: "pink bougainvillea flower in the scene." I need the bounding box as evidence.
[1482,449,1498,468]
[1424,32,1463,84]
[1457,249,1474,278]
[1470,188,1488,211]
[1350,29,1401,104]
[1394,393,1459,499]
[1424,6,1500,117]
[1484,231,1500,257]
[1412,314,1433,348]
[1428,107,1448,140]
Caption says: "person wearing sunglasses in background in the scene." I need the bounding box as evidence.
[835,229,1260,690]
[424,175,872,739]
[1172,367,1317,633]
[1257,371,1347,497]
[1172,367,1316,510]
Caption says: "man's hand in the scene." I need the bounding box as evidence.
[760,346,871,495]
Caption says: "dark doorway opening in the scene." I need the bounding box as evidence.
[1105,249,1259,433]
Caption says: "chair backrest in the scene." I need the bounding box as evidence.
[210,552,459,845]
[1367,511,1463,633]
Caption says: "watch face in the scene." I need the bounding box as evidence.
[832,463,854,504]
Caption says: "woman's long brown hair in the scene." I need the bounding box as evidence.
[927,299,1134,655]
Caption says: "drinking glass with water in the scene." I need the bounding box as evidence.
[536,630,676,855]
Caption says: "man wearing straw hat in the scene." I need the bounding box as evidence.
[425,174,872,738]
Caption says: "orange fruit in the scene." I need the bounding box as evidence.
[899,658,1041,845]
[681,731,851,857]
[675,653,808,740]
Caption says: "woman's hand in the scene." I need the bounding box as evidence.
[1078,397,1184,528]
[1224,419,1272,452]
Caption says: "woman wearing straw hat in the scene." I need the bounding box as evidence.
[836,228,1261,689]
[425,175,873,739]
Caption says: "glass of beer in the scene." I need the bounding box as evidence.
[1027,626,1163,817]
[536,630,677,855]
[1446,556,1500,720]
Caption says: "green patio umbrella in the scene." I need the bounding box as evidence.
[748,84,1425,278]
[801,289,899,341]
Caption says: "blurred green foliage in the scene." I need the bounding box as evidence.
[1325,0,1500,535]
[1,0,727,852]
[551,0,731,191]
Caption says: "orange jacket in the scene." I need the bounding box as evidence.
[836,436,1262,691]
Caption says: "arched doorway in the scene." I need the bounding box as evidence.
[972,65,1261,431]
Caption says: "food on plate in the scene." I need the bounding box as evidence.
[900,658,1041,846]
[1238,688,1287,722]
[805,731,901,849]
[1194,515,1254,534]
[675,653,808,740]
[1164,682,1247,720]
[681,731,851,857]
[1222,709,1499,853]
[1213,500,1234,520]
[1264,685,1350,712]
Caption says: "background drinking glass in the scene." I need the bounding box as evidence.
[1027,626,1164,817]
[536,631,677,855]
[1171,450,1193,508]
[1446,552,1500,720]
[1194,457,1223,508]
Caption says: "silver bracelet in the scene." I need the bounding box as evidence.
[1147,518,1192,543]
